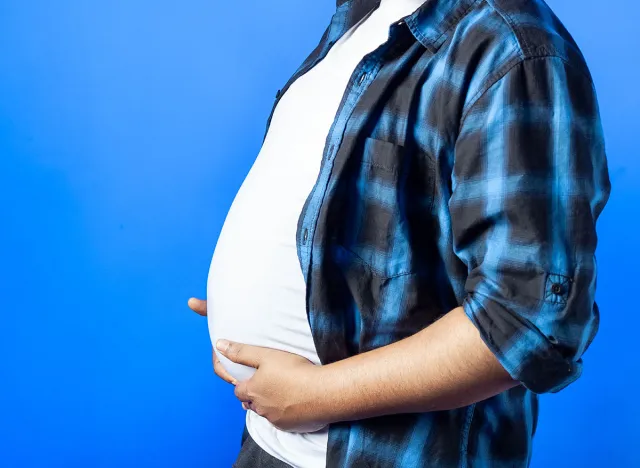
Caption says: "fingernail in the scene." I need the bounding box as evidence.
[216,339,229,352]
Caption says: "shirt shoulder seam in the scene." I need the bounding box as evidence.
[458,53,595,129]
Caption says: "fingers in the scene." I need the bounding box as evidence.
[234,377,252,412]
[212,349,237,385]
[188,297,207,316]
[234,380,250,402]
[216,340,261,368]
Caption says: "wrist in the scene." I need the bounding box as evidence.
[299,364,336,427]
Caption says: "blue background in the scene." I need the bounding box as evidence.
[0,1,637,466]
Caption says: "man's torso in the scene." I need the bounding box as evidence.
[210,0,604,466]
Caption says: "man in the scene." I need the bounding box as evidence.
[189,0,610,466]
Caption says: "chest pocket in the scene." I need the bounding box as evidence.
[333,136,415,279]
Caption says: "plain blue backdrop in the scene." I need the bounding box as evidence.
[0,1,637,466]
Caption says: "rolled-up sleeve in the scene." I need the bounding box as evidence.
[451,56,611,394]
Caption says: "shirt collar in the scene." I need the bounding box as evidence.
[335,0,481,52]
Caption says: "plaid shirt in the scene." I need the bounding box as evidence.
[262,0,611,466]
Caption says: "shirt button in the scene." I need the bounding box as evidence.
[551,283,564,295]
[303,228,309,243]
[358,72,367,85]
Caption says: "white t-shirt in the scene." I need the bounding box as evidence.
[206,1,425,466]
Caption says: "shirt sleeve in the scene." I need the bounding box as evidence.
[451,55,611,394]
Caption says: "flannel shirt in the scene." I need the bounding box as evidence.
[261,0,611,466]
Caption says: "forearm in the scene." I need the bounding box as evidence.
[310,306,518,424]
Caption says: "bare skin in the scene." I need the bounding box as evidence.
[188,297,517,432]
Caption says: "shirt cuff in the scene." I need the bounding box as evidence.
[462,293,583,394]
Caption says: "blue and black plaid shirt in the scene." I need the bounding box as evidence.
[262,0,611,466]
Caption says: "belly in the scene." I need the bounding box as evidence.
[206,160,321,382]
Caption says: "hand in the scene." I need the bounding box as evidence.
[187,297,237,385]
[216,339,328,433]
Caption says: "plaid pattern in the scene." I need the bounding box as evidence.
[262,0,611,466]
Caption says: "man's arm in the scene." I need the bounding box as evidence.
[213,306,512,429]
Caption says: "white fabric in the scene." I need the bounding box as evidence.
[206,1,425,466]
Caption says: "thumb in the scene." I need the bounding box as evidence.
[188,297,207,316]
